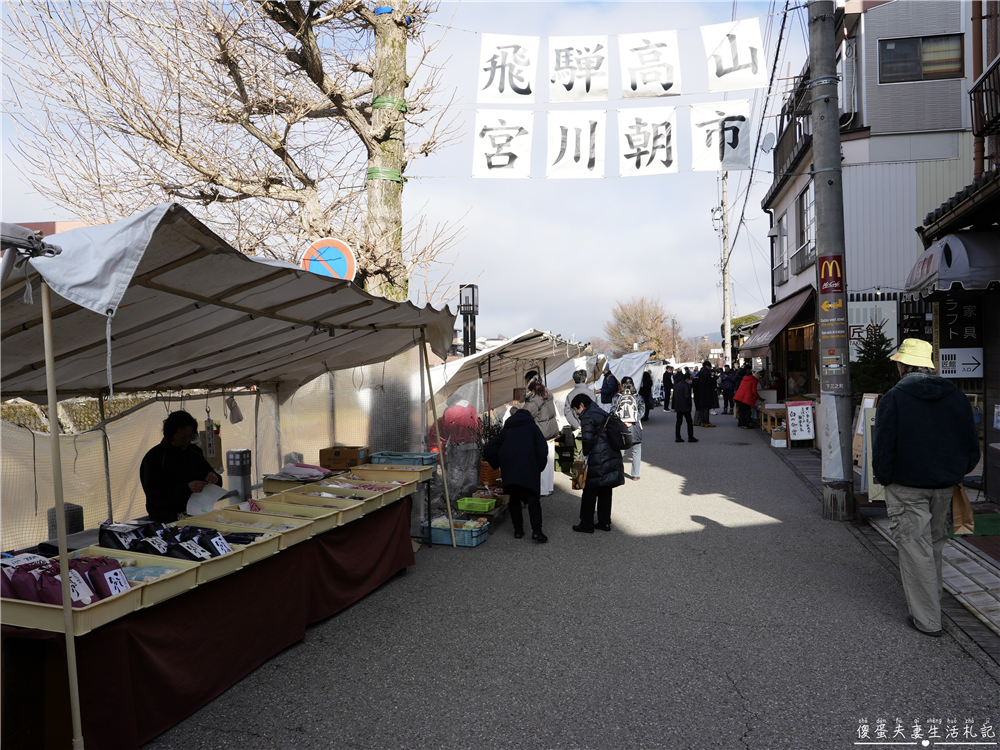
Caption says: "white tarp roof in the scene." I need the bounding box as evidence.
[1,204,455,397]
[429,329,590,411]
[605,351,654,386]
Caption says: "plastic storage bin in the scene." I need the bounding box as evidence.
[370,451,438,466]
[421,521,490,547]
[456,497,496,513]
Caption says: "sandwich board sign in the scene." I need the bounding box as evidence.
[786,401,815,441]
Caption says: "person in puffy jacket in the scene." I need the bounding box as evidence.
[733,368,763,429]
[672,370,697,443]
[719,365,739,415]
[484,409,548,543]
[639,371,654,421]
[612,376,645,480]
[570,394,625,533]
[872,338,980,637]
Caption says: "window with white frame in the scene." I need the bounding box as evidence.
[796,182,814,251]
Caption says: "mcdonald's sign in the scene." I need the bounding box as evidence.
[819,255,844,294]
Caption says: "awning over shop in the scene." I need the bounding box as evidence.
[1,204,456,397]
[904,232,1000,298]
[738,288,813,359]
[429,329,590,411]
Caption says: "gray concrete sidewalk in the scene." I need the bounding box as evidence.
[146,413,1000,749]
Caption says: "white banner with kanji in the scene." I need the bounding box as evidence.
[701,19,768,93]
[546,110,606,179]
[617,107,678,176]
[472,110,534,178]
[690,100,752,171]
[548,36,609,102]
[477,34,540,103]
[619,31,682,99]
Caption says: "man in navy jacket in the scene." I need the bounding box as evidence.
[873,339,980,637]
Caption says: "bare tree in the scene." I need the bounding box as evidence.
[601,296,688,360]
[3,0,462,301]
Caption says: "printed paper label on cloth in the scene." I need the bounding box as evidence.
[477,34,539,103]
[700,18,768,93]
[546,110,606,179]
[548,36,609,102]
[690,100,751,171]
[619,31,682,98]
[617,107,678,176]
[472,110,533,179]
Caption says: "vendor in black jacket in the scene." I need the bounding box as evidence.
[140,410,222,522]
[570,394,624,533]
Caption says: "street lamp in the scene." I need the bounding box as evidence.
[458,284,479,356]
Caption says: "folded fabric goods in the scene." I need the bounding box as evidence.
[123,566,181,583]
[278,463,327,479]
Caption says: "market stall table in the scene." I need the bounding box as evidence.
[760,405,786,435]
[1,498,414,750]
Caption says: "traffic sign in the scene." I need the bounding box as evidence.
[300,238,357,281]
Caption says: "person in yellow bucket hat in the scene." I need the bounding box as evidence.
[872,338,980,637]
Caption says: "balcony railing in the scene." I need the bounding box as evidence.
[790,241,816,276]
[772,264,789,286]
[971,53,1000,137]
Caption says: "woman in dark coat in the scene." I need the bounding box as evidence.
[570,394,625,533]
[484,409,548,542]
[692,360,717,427]
[672,370,698,443]
[639,371,654,421]
[140,410,222,522]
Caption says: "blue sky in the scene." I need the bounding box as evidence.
[1,0,810,345]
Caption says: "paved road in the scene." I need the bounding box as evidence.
[147,413,1000,749]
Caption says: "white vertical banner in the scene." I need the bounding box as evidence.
[618,31,682,98]
[472,110,533,178]
[617,107,678,176]
[477,34,540,103]
[701,18,768,93]
[548,36,609,102]
[546,110,606,179]
[690,100,752,171]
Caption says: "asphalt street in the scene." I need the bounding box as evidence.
[146,412,1000,749]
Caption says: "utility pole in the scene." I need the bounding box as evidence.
[809,0,854,520]
[721,171,733,368]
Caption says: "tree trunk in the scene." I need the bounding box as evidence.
[365,1,408,301]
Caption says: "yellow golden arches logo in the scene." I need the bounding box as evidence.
[820,259,842,279]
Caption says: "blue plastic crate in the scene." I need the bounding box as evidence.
[371,451,439,467]
[421,521,490,547]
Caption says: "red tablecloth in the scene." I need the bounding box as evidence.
[2,497,414,750]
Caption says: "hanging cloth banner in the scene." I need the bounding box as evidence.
[617,107,678,177]
[472,110,533,178]
[690,100,752,171]
[477,34,539,103]
[546,111,606,179]
[548,36,609,102]
[619,31,682,99]
[701,18,768,93]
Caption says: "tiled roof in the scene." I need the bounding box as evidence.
[923,166,1000,226]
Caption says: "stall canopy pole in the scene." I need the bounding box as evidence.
[42,282,87,750]
[98,395,113,523]
[421,328,457,547]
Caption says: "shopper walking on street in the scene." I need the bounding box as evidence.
[872,338,980,637]
[719,365,738,415]
[733,367,763,429]
[483,409,548,543]
[693,360,717,428]
[599,364,619,406]
[570,394,625,532]
[518,371,559,496]
[661,365,674,413]
[564,370,593,429]
[639,371,654,422]
[672,371,697,443]
[612,376,645,481]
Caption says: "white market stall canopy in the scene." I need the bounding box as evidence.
[430,329,590,411]
[1,204,456,398]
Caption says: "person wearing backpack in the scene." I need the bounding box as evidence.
[612,376,645,481]
[570,394,625,533]
[672,370,698,443]
[599,364,619,405]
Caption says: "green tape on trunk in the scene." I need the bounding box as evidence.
[366,167,406,183]
[372,96,408,112]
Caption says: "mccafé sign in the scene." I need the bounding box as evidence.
[819,256,844,295]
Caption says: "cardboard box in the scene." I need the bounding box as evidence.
[772,430,787,440]
[770,437,787,448]
[319,445,368,471]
